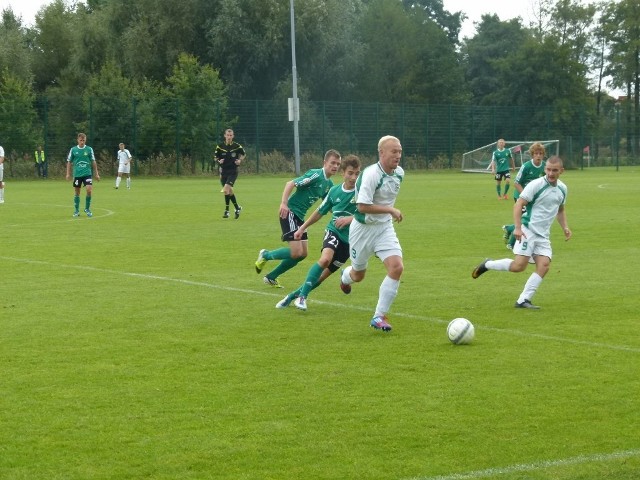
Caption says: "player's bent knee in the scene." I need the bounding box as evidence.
[384,258,404,279]
[509,261,528,273]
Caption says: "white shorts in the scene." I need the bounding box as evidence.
[118,163,131,174]
[512,225,552,260]
[348,220,402,271]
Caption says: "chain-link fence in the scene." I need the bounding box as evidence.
[1,97,637,179]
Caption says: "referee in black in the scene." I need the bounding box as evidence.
[215,128,246,219]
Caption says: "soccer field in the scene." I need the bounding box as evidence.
[2,169,639,479]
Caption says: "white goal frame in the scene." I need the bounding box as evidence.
[461,140,560,173]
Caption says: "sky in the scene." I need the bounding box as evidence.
[442,0,536,38]
[1,0,47,26]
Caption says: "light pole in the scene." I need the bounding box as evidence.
[614,101,620,171]
[289,0,301,175]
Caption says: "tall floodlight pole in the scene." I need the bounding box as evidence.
[290,0,301,175]
[614,101,620,171]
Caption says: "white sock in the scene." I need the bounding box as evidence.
[518,272,543,303]
[0,188,4,201]
[116,177,121,187]
[341,266,354,285]
[486,259,513,271]
[375,275,400,316]
[126,177,131,188]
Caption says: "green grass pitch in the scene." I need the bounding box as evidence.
[2,168,639,479]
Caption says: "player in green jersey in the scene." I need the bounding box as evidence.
[275,155,361,310]
[490,138,515,200]
[502,143,546,249]
[66,133,100,217]
[255,149,342,288]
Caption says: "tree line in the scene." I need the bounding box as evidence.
[0,0,637,165]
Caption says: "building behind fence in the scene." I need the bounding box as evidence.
[1,97,637,178]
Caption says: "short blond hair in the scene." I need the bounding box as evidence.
[378,135,399,150]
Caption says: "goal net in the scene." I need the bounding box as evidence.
[461,140,560,173]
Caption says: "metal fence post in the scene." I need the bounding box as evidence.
[176,99,181,175]
[132,97,138,175]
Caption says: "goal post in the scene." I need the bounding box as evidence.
[461,140,560,173]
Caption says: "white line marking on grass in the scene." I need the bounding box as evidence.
[4,204,115,226]
[1,256,277,297]
[471,324,640,352]
[597,184,608,189]
[403,448,640,480]
[4,256,640,353]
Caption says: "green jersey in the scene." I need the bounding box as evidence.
[287,168,334,220]
[492,148,512,173]
[67,145,96,177]
[317,183,357,243]
[514,160,546,200]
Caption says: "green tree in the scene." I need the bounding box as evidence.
[290,0,366,101]
[0,10,33,84]
[0,68,39,158]
[355,0,466,103]
[601,0,640,155]
[165,53,228,170]
[497,35,591,108]
[543,0,598,66]
[31,0,77,92]
[401,0,465,45]
[82,61,139,154]
[463,15,529,105]
[118,0,213,83]
[205,0,289,99]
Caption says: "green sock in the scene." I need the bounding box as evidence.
[266,257,304,280]
[74,195,80,211]
[85,196,92,210]
[299,263,324,297]
[496,185,501,196]
[504,184,510,195]
[266,247,292,261]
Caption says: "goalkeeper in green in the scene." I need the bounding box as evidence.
[491,138,515,199]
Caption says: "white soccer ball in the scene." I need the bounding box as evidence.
[447,318,475,345]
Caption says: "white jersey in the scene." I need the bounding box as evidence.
[353,162,404,224]
[520,176,567,238]
[0,146,4,180]
[117,149,132,164]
